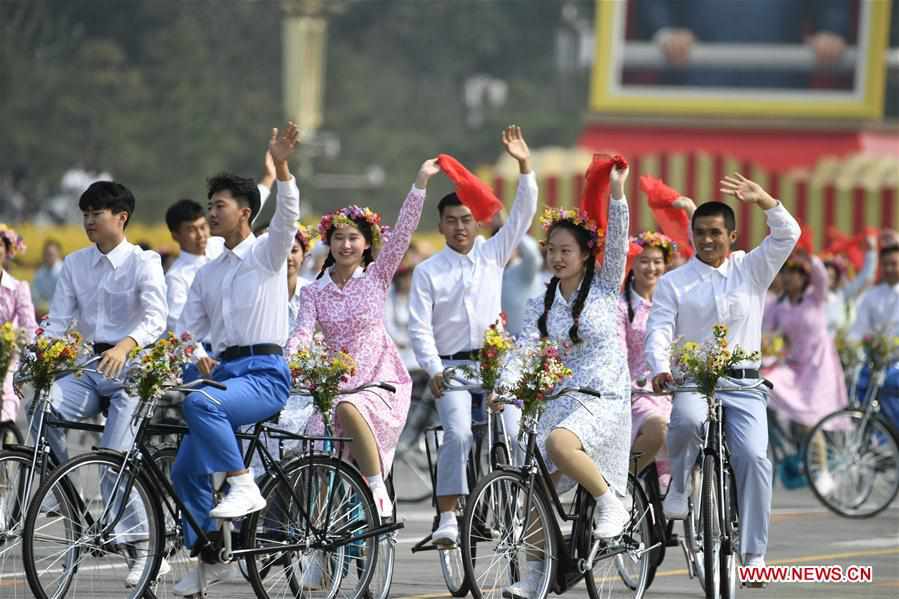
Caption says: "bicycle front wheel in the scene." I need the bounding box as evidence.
[243,454,379,599]
[805,408,899,518]
[461,470,556,599]
[603,475,652,598]
[700,455,721,599]
[22,451,164,599]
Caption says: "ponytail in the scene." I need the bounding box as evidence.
[624,269,636,323]
[568,259,596,344]
[537,276,559,339]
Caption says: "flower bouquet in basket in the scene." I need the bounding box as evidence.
[18,326,89,394]
[672,324,760,400]
[834,327,863,373]
[0,322,28,384]
[861,331,899,372]
[125,332,193,402]
[477,314,515,392]
[288,332,357,431]
[498,338,572,433]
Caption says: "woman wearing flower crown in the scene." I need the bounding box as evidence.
[619,231,677,490]
[0,225,37,423]
[287,158,440,518]
[497,164,631,556]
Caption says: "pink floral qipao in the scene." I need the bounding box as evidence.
[287,189,425,472]
[1,272,38,421]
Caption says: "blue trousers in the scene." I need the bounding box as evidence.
[667,378,771,557]
[855,364,899,431]
[172,354,290,549]
[32,369,146,541]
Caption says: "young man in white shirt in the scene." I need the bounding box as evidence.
[848,244,899,429]
[42,180,168,587]
[645,173,800,573]
[171,124,300,595]
[408,126,538,545]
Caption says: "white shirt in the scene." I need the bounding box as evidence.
[825,249,877,335]
[45,239,167,348]
[179,178,300,358]
[287,275,313,333]
[645,203,800,376]
[165,183,271,333]
[408,172,539,377]
[848,282,899,342]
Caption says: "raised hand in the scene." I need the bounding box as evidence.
[415,158,440,189]
[672,196,697,218]
[269,122,300,164]
[720,173,776,210]
[502,125,531,173]
[610,163,629,201]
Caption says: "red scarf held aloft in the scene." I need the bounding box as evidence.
[579,154,628,231]
[824,226,878,270]
[638,175,694,257]
[797,224,815,254]
[436,154,504,222]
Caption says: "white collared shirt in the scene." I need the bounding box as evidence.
[408,172,538,377]
[645,203,800,376]
[848,282,899,342]
[164,183,271,333]
[178,178,300,357]
[45,239,167,348]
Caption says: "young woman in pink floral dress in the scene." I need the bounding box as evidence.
[0,225,37,424]
[618,232,677,487]
[287,159,440,518]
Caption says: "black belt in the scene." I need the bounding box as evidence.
[439,349,480,362]
[94,343,114,354]
[220,344,283,362]
[725,368,760,379]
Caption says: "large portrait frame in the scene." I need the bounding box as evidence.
[590,0,892,119]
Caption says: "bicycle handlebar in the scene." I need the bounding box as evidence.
[13,355,104,386]
[633,378,770,396]
[291,382,397,396]
[442,366,484,392]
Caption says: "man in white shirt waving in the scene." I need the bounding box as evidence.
[43,180,168,587]
[848,244,899,429]
[645,173,800,573]
[408,126,538,545]
[171,124,300,595]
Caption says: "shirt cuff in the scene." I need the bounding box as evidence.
[193,342,209,361]
[425,359,444,379]
[411,184,427,195]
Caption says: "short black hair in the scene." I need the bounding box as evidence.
[78,181,136,228]
[880,244,899,259]
[692,201,736,232]
[437,192,465,217]
[165,199,206,233]
[207,173,261,222]
[43,238,62,252]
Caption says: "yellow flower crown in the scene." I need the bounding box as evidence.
[631,231,677,254]
[539,208,603,256]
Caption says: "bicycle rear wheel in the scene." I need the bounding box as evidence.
[461,470,556,599]
[682,465,706,591]
[700,455,721,599]
[0,421,23,449]
[0,449,37,598]
[719,466,739,599]
[21,451,164,599]
[243,454,379,599]
[805,408,899,518]
[605,475,652,597]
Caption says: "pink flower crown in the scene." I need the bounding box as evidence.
[631,231,677,254]
[0,224,26,257]
[294,222,316,253]
[318,205,383,248]
[539,207,603,256]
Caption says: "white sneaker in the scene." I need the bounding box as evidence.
[815,471,836,496]
[300,552,323,590]
[209,475,266,519]
[742,554,767,588]
[593,495,629,539]
[173,561,235,596]
[125,552,171,588]
[432,518,459,547]
[663,490,688,520]
[371,484,393,520]
[502,563,544,599]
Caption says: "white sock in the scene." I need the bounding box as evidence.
[228,472,254,488]
[439,511,457,526]
[366,474,386,491]
[594,490,619,511]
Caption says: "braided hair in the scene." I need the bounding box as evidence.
[316,219,376,280]
[537,220,597,344]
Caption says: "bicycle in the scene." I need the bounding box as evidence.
[805,363,899,518]
[409,366,517,597]
[392,370,439,504]
[21,376,403,599]
[460,386,653,599]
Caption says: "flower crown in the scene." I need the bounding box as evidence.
[294,222,316,253]
[318,205,383,248]
[0,224,26,258]
[783,257,811,274]
[631,231,677,255]
[539,208,603,256]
